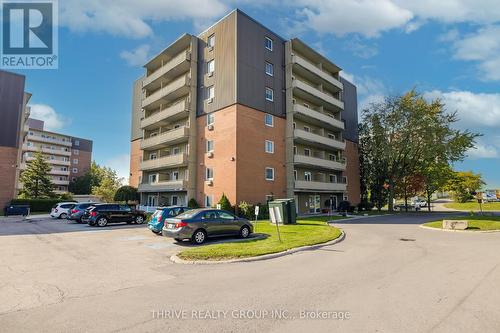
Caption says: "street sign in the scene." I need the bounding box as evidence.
[254,205,259,217]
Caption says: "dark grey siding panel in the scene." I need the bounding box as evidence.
[72,137,93,152]
[27,118,44,130]
[130,77,144,141]
[236,11,286,117]
[0,70,25,148]
[341,77,359,143]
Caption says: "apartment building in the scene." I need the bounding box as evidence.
[0,70,31,209]
[21,119,93,193]
[130,9,360,214]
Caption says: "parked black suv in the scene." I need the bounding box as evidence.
[85,204,147,227]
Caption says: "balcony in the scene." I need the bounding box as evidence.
[49,169,71,176]
[294,129,346,150]
[293,104,344,130]
[294,154,346,171]
[26,133,72,147]
[141,126,189,150]
[142,50,191,90]
[140,154,187,171]
[141,99,189,130]
[23,144,71,156]
[292,79,344,111]
[24,156,71,166]
[142,75,190,110]
[138,180,187,192]
[52,179,70,186]
[295,180,347,192]
[292,54,343,91]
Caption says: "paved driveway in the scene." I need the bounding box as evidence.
[1,213,500,332]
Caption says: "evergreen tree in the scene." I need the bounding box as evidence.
[19,152,55,198]
[218,193,232,211]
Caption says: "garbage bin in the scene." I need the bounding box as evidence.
[4,205,30,217]
[268,199,296,224]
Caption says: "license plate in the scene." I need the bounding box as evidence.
[167,223,175,229]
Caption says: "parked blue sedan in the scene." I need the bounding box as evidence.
[148,206,189,234]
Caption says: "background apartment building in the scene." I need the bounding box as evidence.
[21,118,93,193]
[130,9,360,214]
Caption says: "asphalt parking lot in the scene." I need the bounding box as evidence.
[1,213,500,333]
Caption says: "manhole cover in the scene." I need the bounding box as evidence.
[399,238,415,242]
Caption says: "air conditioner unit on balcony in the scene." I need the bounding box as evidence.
[205,180,213,186]
[207,124,214,131]
[206,152,214,158]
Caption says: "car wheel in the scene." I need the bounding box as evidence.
[78,216,84,224]
[240,225,250,238]
[59,213,67,219]
[192,230,206,245]
[97,217,108,227]
[135,216,145,224]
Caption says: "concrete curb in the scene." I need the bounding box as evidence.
[419,225,500,233]
[170,230,345,265]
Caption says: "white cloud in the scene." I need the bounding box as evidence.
[29,104,70,131]
[467,142,499,159]
[103,154,130,185]
[341,73,388,111]
[120,44,151,66]
[59,0,228,38]
[344,37,378,58]
[423,90,500,128]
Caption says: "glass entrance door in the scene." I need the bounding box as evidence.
[308,195,321,213]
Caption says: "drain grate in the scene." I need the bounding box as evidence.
[399,238,416,242]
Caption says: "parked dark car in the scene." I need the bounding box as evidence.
[162,208,253,244]
[85,204,147,227]
[148,206,190,234]
[66,203,96,223]
[4,205,30,217]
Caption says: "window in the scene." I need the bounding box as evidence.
[265,37,273,51]
[328,133,336,140]
[73,158,78,164]
[265,140,274,153]
[218,211,235,220]
[172,171,179,180]
[62,167,67,171]
[73,149,79,155]
[329,174,337,183]
[74,140,80,146]
[207,59,215,74]
[206,85,215,101]
[72,177,76,182]
[172,147,180,155]
[294,170,297,180]
[303,126,310,132]
[207,34,215,48]
[206,167,214,180]
[149,174,157,183]
[304,172,312,181]
[265,167,275,181]
[293,122,296,129]
[265,87,274,102]
[329,154,336,161]
[206,140,214,152]
[72,168,78,174]
[150,153,157,160]
[265,114,274,127]
[205,195,213,208]
[304,148,311,156]
[207,113,215,126]
[265,62,274,76]
[171,196,178,206]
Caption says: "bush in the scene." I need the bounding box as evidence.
[114,186,138,203]
[218,193,232,211]
[238,201,253,219]
[338,200,351,212]
[357,200,374,211]
[348,205,356,213]
[188,198,200,209]
[10,198,74,212]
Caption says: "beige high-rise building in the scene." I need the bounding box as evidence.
[130,9,360,214]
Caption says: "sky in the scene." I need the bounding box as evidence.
[8,0,500,188]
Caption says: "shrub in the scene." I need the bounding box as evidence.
[114,186,139,203]
[238,201,252,219]
[188,198,200,209]
[218,193,232,211]
[338,200,351,212]
[357,200,374,211]
[10,198,74,212]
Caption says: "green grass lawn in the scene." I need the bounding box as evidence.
[177,216,344,261]
[423,216,500,231]
[444,201,500,211]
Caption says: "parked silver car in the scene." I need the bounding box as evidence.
[162,208,253,244]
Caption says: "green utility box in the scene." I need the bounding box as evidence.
[268,199,297,224]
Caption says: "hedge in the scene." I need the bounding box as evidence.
[10,199,74,212]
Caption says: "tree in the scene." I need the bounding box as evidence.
[114,186,138,204]
[188,198,200,208]
[218,193,232,211]
[421,163,453,211]
[360,90,479,211]
[69,161,116,194]
[19,151,55,198]
[446,171,485,203]
[91,166,122,203]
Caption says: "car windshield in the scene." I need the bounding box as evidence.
[175,211,198,219]
[152,210,164,219]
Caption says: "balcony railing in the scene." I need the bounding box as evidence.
[140,153,187,171]
[49,169,71,176]
[295,180,347,192]
[142,50,191,88]
[292,54,343,90]
[141,126,189,150]
[26,133,72,147]
[142,75,190,110]
[23,144,71,156]
[52,179,70,185]
[292,79,344,110]
[24,156,71,166]
[293,104,344,130]
[138,180,187,192]
[140,99,189,130]
[294,129,346,150]
[294,154,346,171]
